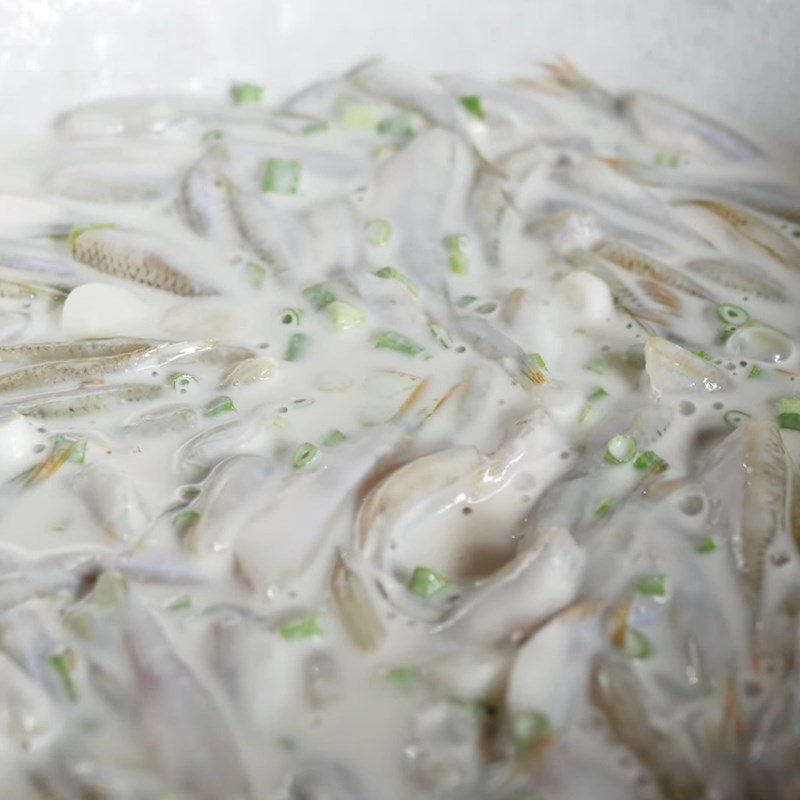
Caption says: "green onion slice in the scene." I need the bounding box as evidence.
[322,429,347,447]
[779,397,800,431]
[584,358,606,374]
[50,652,78,702]
[459,95,485,120]
[246,260,267,289]
[169,372,197,391]
[365,218,392,246]
[205,396,236,417]
[52,434,87,464]
[302,282,337,310]
[327,301,367,330]
[375,266,419,297]
[633,450,668,472]
[280,307,302,326]
[231,82,263,104]
[374,330,425,357]
[280,613,321,641]
[284,332,310,362]
[716,303,749,326]
[262,158,301,195]
[408,566,450,598]
[587,387,608,402]
[292,442,319,469]
[172,510,200,535]
[624,628,654,660]
[696,535,718,554]
[376,115,414,137]
[605,434,636,465]
[636,574,667,597]
[385,666,418,690]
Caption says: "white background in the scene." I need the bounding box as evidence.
[0,0,798,154]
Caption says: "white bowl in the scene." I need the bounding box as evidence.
[0,0,798,155]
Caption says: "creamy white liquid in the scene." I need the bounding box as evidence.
[0,60,798,800]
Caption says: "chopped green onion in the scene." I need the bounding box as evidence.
[280,613,321,641]
[587,387,608,402]
[605,434,636,465]
[375,266,419,297]
[52,434,87,464]
[456,294,477,308]
[526,353,548,373]
[374,330,425,357]
[202,129,223,144]
[169,372,197,391]
[365,218,392,245]
[653,152,680,167]
[716,303,749,326]
[280,307,302,326]
[408,566,450,598]
[172,510,199,535]
[459,95,485,120]
[205,396,236,417]
[636,574,667,597]
[164,594,192,612]
[284,332,310,362]
[302,282,337,310]
[584,358,606,374]
[625,628,653,660]
[696,535,718,554]
[262,158,301,195]
[596,498,615,517]
[301,121,329,135]
[511,710,551,747]
[335,97,381,129]
[180,486,201,502]
[322,428,347,447]
[292,442,319,469]
[373,144,399,162]
[633,450,668,472]
[67,222,116,253]
[50,651,78,702]
[443,233,469,275]
[724,409,751,429]
[246,260,267,289]
[327,300,367,330]
[695,350,712,361]
[454,699,491,719]
[385,666,418,690]
[376,115,414,138]
[779,397,800,431]
[748,364,763,379]
[231,82,263,104]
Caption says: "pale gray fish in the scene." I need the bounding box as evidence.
[122,601,253,800]
[644,337,732,395]
[47,158,179,203]
[0,337,163,364]
[72,227,216,296]
[184,454,277,555]
[122,403,198,435]
[677,199,800,269]
[0,249,82,281]
[552,157,709,245]
[74,463,152,548]
[0,345,159,394]
[0,310,29,344]
[591,654,712,800]
[688,257,788,302]
[6,382,162,418]
[538,58,762,163]
[526,200,677,258]
[0,273,70,301]
[303,197,364,275]
[230,188,310,279]
[179,153,242,243]
[469,167,516,267]
[592,240,715,302]
[605,159,800,223]
[53,94,285,138]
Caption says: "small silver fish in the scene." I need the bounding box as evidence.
[7,382,162,418]
[72,228,216,296]
[0,337,163,364]
[689,257,787,302]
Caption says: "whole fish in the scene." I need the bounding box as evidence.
[72,227,216,296]
[6,382,162,418]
